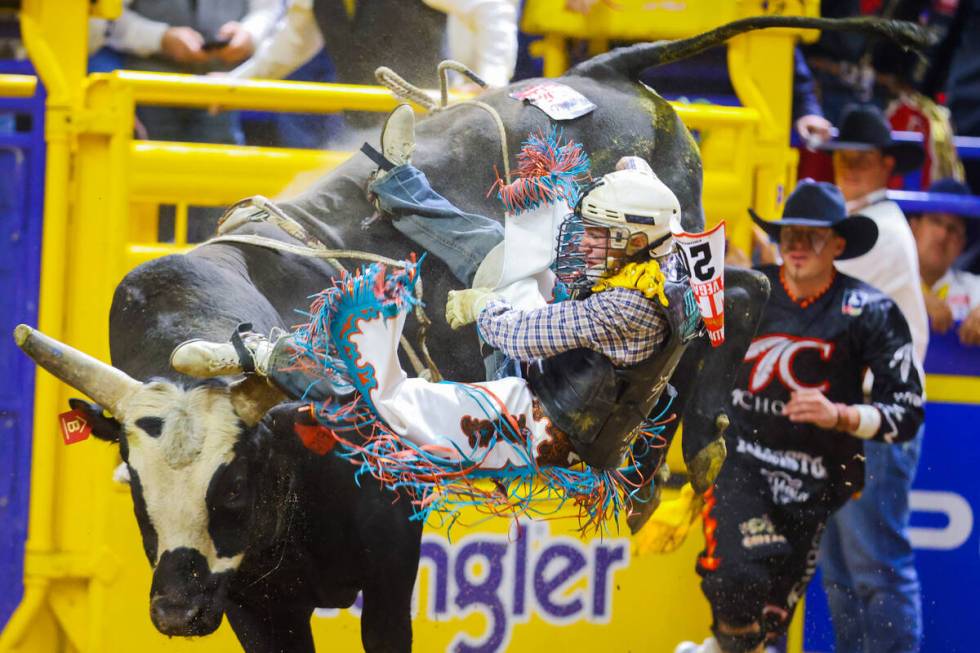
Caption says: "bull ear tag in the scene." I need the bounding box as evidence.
[58,409,93,445]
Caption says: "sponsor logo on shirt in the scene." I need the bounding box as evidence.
[735,437,828,479]
[760,469,811,505]
[893,391,923,407]
[731,387,788,417]
[743,334,835,392]
[738,514,788,549]
[841,289,867,316]
[890,343,915,383]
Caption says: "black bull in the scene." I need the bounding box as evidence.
[15,15,929,653]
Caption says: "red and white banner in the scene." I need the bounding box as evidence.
[674,221,726,347]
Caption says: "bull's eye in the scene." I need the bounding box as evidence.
[134,416,164,438]
[226,478,245,504]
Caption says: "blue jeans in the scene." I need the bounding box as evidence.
[369,164,503,285]
[819,428,924,653]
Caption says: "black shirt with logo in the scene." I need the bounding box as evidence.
[727,265,925,501]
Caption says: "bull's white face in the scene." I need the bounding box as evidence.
[121,381,247,574]
[110,379,267,637]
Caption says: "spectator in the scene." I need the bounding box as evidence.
[927,0,980,195]
[105,0,279,242]
[793,48,833,145]
[817,103,928,653]
[801,0,930,125]
[107,0,279,145]
[229,0,518,90]
[910,177,980,345]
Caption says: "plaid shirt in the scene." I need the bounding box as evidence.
[477,287,669,368]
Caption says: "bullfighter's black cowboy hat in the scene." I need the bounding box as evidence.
[749,180,879,260]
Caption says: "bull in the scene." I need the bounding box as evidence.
[15,14,929,653]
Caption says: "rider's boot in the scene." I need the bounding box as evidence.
[172,324,354,401]
[371,104,415,183]
[171,323,280,378]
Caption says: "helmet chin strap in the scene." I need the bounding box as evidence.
[647,232,672,255]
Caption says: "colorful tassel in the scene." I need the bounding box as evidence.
[491,126,592,215]
[289,260,674,534]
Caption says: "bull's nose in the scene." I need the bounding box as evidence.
[150,594,204,634]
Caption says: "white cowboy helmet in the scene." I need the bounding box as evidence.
[554,164,682,292]
[577,166,682,259]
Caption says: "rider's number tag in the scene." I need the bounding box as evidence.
[509,81,597,121]
[674,222,726,347]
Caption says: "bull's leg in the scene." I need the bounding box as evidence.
[677,266,770,489]
[360,582,415,653]
[224,601,315,653]
[357,491,421,653]
[629,266,770,538]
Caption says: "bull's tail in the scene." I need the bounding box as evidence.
[568,15,933,80]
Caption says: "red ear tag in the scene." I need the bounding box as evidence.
[294,423,336,455]
[58,410,92,445]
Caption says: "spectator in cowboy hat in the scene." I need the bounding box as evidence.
[821,103,926,208]
[817,101,929,653]
[910,177,980,345]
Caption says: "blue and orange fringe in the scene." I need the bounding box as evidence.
[491,126,592,215]
[287,259,671,534]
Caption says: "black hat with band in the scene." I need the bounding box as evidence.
[749,180,879,260]
[819,104,925,175]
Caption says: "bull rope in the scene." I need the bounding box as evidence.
[375,61,512,184]
[203,200,441,381]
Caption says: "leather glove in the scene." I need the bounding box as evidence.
[445,287,498,330]
[632,482,705,555]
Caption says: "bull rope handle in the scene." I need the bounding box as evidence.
[208,202,442,381]
[375,62,511,184]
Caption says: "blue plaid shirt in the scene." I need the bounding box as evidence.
[477,287,669,368]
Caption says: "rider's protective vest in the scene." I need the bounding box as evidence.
[527,269,702,469]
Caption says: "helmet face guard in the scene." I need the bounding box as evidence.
[554,212,660,291]
[554,166,682,291]
[554,210,589,290]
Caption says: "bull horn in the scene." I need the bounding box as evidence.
[13,324,141,416]
[229,375,285,426]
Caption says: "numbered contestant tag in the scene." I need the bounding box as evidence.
[675,222,726,347]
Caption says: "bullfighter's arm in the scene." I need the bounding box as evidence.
[858,298,925,443]
[476,287,668,367]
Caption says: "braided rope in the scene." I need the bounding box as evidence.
[375,61,511,184]
[374,66,437,112]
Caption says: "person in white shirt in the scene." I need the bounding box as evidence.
[230,0,518,89]
[104,0,279,147]
[107,0,279,72]
[816,103,928,653]
[910,177,980,346]
[105,0,280,240]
